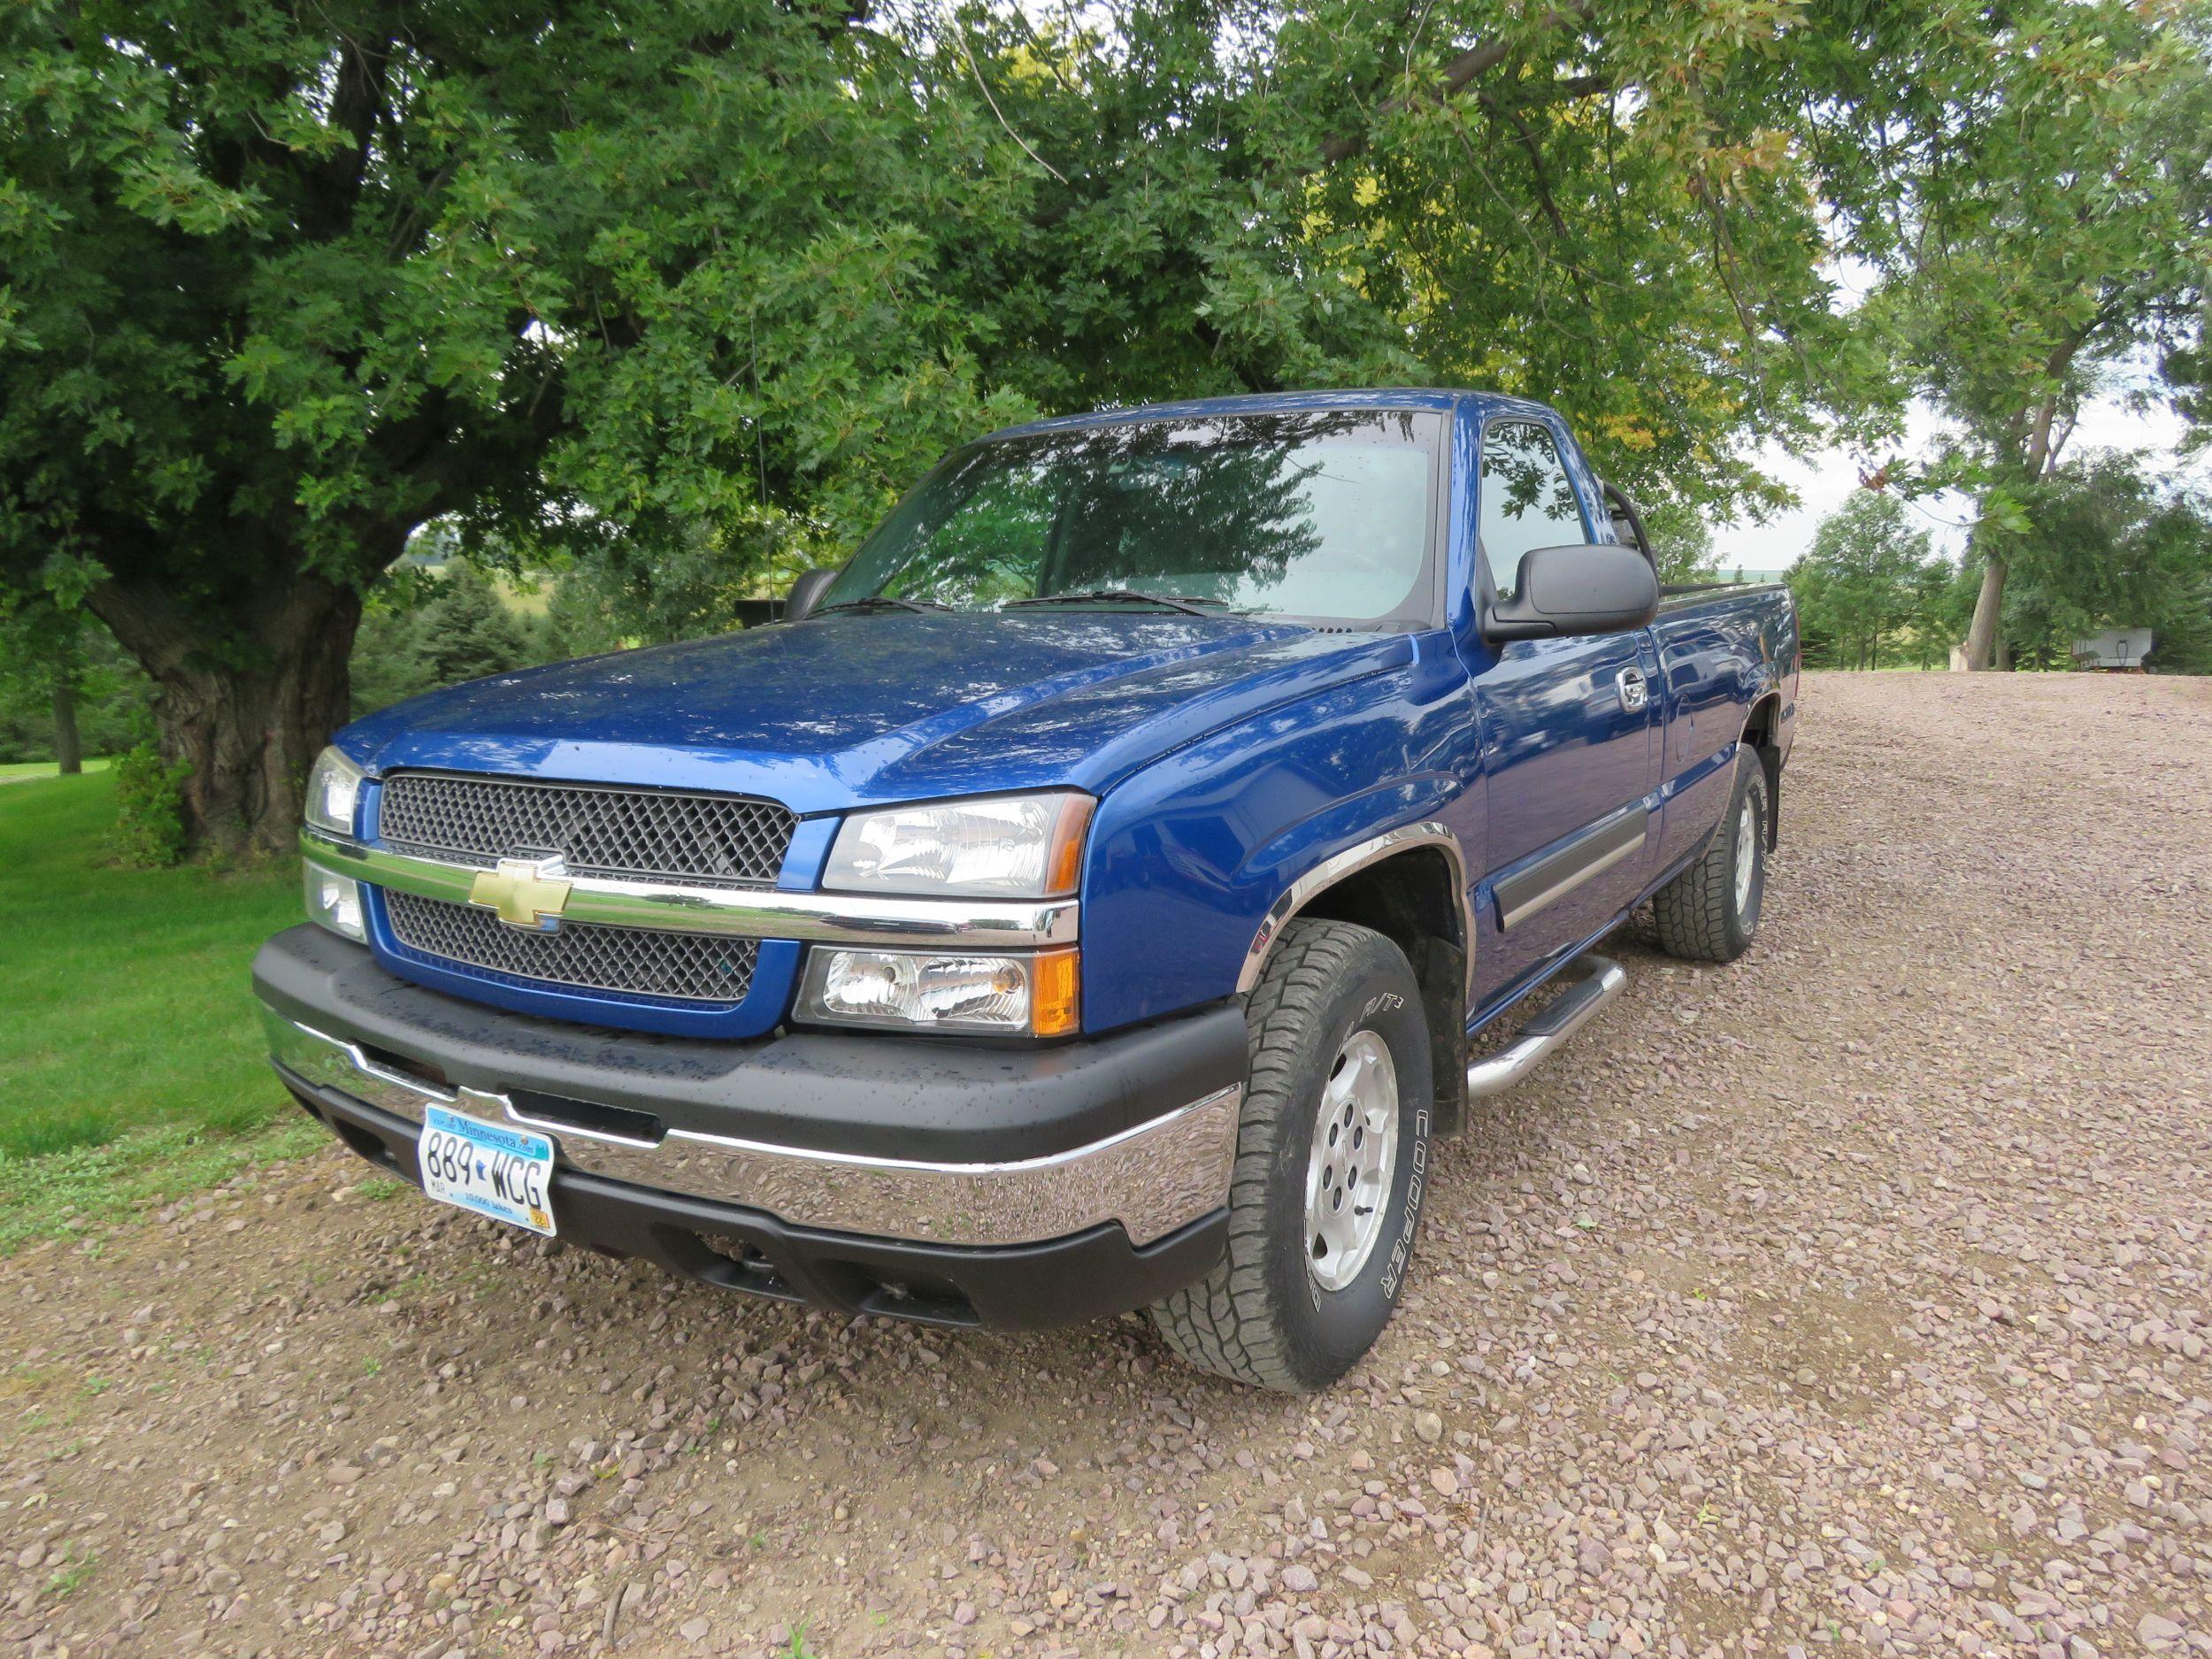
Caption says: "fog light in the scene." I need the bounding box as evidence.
[795,947,1079,1036]
[304,864,365,941]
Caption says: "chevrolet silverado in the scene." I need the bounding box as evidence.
[255,389,1799,1391]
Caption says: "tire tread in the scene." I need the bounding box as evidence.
[1652,762,1765,963]
[1148,919,1390,1391]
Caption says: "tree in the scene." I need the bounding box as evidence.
[529,517,806,658]
[1903,557,1972,672]
[351,563,550,718]
[0,603,154,766]
[1641,503,1719,586]
[0,595,86,772]
[6,1,2177,852]
[1994,456,2212,673]
[1789,494,1936,670]
[3,2,1016,853]
[1848,2,2212,669]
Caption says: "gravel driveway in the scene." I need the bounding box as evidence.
[7,671,2210,1659]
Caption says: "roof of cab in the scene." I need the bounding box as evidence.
[980,388,1552,443]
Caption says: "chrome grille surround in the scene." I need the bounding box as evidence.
[303,832,1079,949]
[384,889,760,1004]
[378,772,795,888]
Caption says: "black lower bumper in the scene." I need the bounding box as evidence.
[254,926,1245,1331]
[281,1064,1228,1332]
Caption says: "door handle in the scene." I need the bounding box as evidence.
[1617,666,1649,713]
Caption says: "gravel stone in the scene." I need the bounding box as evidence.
[2137,1614,2187,1648]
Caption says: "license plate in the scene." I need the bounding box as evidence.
[419,1103,557,1236]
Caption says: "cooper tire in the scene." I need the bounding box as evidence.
[1651,753,1768,964]
[1148,918,1432,1392]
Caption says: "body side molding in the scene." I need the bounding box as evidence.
[1493,805,1650,932]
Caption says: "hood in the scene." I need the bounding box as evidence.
[341,611,1415,815]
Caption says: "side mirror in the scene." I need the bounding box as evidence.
[1484,542,1660,641]
[782,568,839,623]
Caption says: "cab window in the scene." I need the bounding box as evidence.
[1478,423,1587,601]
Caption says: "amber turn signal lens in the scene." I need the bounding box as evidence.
[1030,948,1080,1036]
[1044,796,1095,899]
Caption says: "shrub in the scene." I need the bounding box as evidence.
[111,742,191,867]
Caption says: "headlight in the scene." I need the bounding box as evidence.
[823,792,1093,898]
[795,946,1079,1036]
[303,746,365,837]
[303,864,366,941]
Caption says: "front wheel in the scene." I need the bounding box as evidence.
[1148,918,1432,1392]
[1651,752,1769,963]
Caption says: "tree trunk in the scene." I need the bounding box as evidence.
[1962,552,2007,671]
[50,672,82,774]
[1962,371,2070,674]
[89,566,365,857]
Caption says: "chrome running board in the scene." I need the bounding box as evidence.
[1465,954,1627,1098]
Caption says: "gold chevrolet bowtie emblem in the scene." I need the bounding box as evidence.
[468,856,573,931]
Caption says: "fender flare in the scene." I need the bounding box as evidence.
[1234,822,1471,1000]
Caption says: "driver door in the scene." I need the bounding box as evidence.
[1469,419,1660,1009]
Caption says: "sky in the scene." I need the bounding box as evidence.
[1708,384,2208,573]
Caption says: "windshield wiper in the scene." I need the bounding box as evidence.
[810,595,954,617]
[1006,588,1233,618]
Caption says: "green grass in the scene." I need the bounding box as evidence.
[0,1117,326,1254]
[0,757,112,780]
[0,771,303,1159]
[42,1544,96,1600]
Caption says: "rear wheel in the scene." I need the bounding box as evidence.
[1148,918,1432,1392]
[1651,753,1768,963]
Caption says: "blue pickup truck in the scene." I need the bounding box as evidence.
[255,389,1797,1391]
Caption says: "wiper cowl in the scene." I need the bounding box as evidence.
[811,595,954,617]
[1005,588,1232,618]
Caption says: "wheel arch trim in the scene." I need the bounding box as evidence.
[1235,822,1472,998]
[1741,691,1785,850]
[1742,688,1784,747]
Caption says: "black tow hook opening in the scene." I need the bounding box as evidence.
[506,1089,667,1146]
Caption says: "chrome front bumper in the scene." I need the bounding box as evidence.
[263,1009,1240,1250]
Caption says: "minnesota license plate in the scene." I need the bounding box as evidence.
[418,1104,557,1236]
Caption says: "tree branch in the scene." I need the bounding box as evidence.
[954,19,1067,185]
[1305,0,1597,173]
[303,35,392,241]
[1480,90,1570,243]
[2024,326,2093,476]
[1508,73,1611,106]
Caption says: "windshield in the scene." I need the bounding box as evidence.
[820,411,1443,626]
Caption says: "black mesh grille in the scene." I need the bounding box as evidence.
[378,772,794,887]
[384,891,759,1004]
